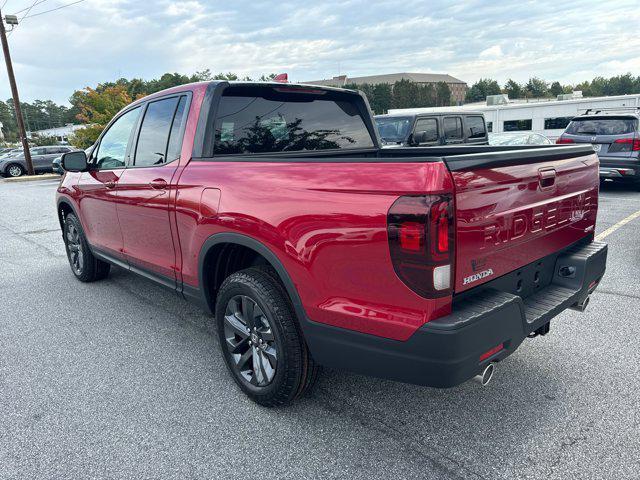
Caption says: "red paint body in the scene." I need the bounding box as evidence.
[57,82,600,342]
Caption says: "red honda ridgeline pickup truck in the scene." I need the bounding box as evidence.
[57,81,607,406]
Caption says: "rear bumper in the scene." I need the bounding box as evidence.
[303,240,607,388]
[599,157,640,180]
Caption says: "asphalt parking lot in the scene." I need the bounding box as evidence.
[1,178,639,480]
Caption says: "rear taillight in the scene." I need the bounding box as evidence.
[387,195,454,298]
[556,137,574,144]
[611,138,640,152]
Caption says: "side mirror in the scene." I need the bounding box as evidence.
[61,151,88,172]
[413,131,428,145]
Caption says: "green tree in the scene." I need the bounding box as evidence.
[526,77,549,98]
[68,85,134,148]
[465,78,501,102]
[503,79,523,99]
[392,79,421,109]
[549,81,564,97]
[435,82,452,106]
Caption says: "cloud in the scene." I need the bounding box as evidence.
[2,0,640,104]
[479,45,503,59]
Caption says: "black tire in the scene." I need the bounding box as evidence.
[63,213,111,282]
[5,163,25,178]
[215,266,320,407]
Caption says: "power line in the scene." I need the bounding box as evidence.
[9,0,48,15]
[23,0,86,19]
[17,0,40,20]
[1,1,10,10]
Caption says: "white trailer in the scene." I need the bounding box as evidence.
[388,93,640,140]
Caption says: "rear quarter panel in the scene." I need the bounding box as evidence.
[175,160,455,341]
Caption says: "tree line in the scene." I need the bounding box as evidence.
[3,70,640,147]
[344,80,452,114]
[466,73,640,102]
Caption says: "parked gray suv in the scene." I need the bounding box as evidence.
[0,145,74,177]
[556,109,640,188]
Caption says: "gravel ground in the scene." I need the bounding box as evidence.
[0,178,639,480]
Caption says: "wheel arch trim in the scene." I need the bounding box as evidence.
[197,232,307,321]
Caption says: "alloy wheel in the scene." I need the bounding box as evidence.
[66,223,84,275]
[7,165,23,177]
[223,294,277,387]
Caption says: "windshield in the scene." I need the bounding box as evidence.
[375,117,412,143]
[565,117,637,136]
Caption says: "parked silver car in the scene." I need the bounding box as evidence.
[488,132,552,146]
[0,145,74,177]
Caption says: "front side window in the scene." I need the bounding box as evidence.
[466,116,486,138]
[31,148,45,156]
[503,119,532,131]
[413,117,438,143]
[214,88,374,154]
[443,117,463,140]
[95,107,141,170]
[134,96,185,167]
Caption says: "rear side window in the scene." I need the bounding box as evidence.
[214,89,374,154]
[465,116,486,139]
[504,119,532,131]
[135,96,186,167]
[565,117,637,135]
[443,117,463,140]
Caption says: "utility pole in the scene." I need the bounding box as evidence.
[0,11,34,175]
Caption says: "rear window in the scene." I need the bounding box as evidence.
[465,116,486,139]
[565,117,637,136]
[214,88,374,154]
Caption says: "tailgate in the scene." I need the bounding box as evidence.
[444,146,599,293]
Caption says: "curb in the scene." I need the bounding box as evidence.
[2,174,62,183]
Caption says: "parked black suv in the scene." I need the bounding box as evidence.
[556,109,640,188]
[374,111,488,147]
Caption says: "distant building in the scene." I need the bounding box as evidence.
[303,72,468,104]
[26,124,85,143]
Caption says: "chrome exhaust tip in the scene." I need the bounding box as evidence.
[473,363,495,386]
[570,295,590,312]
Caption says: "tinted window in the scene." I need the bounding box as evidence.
[565,117,637,135]
[214,90,374,154]
[375,116,412,143]
[443,117,463,140]
[31,148,45,156]
[414,118,438,143]
[503,119,532,131]
[135,97,181,167]
[466,116,486,138]
[95,107,140,170]
[487,121,493,133]
[166,96,188,161]
[544,117,573,130]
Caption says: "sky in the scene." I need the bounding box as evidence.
[2,0,640,105]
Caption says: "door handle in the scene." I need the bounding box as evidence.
[538,168,556,189]
[149,178,168,190]
[105,180,116,189]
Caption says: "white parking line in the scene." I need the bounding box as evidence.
[596,209,640,241]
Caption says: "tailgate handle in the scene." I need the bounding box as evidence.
[538,168,556,189]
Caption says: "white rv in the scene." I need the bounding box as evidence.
[388,93,640,140]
